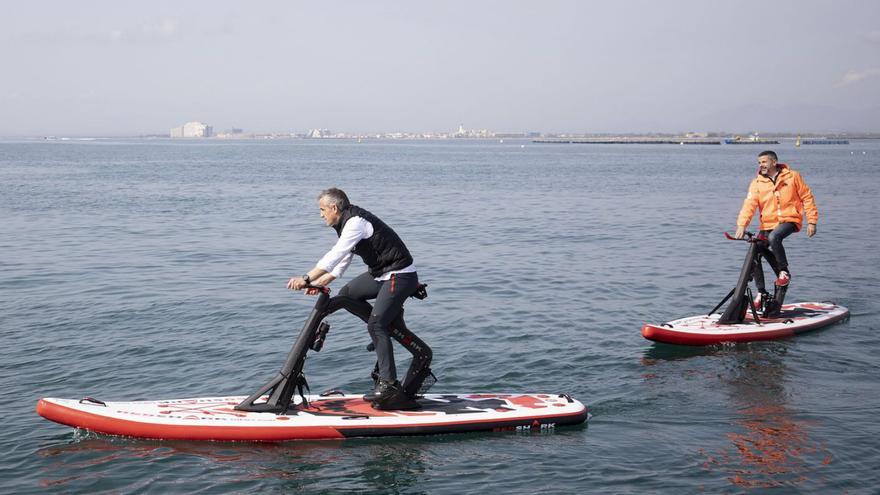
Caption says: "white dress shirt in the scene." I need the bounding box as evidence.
[316,216,416,281]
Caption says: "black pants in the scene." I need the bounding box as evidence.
[339,271,419,382]
[754,222,797,291]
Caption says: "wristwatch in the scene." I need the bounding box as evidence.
[302,274,311,284]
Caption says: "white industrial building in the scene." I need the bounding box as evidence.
[170,122,213,138]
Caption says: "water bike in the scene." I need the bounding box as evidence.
[641,232,848,346]
[37,284,587,440]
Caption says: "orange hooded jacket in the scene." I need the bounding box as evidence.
[737,164,819,232]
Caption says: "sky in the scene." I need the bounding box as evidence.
[1,0,879,136]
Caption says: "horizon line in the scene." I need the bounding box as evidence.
[4,129,880,140]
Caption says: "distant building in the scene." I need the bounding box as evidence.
[170,122,213,138]
[453,124,493,138]
[306,129,333,138]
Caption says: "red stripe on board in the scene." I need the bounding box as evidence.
[37,399,588,441]
[641,308,849,346]
[36,400,345,441]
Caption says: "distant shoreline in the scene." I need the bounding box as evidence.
[9,132,880,142]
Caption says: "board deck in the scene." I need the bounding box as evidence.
[36,393,588,441]
[641,302,849,346]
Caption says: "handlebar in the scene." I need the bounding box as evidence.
[301,284,331,295]
[723,231,767,243]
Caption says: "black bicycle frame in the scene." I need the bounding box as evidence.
[235,286,432,414]
[713,232,770,325]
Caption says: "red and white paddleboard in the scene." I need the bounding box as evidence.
[36,393,587,441]
[641,302,849,346]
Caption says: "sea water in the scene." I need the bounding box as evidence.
[1,138,878,493]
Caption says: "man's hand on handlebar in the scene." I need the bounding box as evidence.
[287,277,309,291]
[285,278,323,295]
[287,272,335,295]
[735,226,745,239]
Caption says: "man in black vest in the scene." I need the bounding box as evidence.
[287,188,421,405]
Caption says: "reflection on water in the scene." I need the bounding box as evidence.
[37,434,431,492]
[643,343,832,490]
[348,442,430,493]
[705,348,831,489]
[713,403,831,489]
[641,343,721,364]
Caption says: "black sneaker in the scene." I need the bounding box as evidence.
[372,387,420,411]
[363,380,400,402]
[763,299,782,318]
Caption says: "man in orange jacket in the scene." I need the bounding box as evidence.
[735,150,818,298]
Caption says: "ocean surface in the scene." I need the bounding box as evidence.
[1,138,878,493]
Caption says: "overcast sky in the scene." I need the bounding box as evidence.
[2,1,879,136]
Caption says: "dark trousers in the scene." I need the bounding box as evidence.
[339,271,419,382]
[754,222,797,291]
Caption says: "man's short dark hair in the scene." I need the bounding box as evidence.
[758,150,778,161]
[319,188,350,210]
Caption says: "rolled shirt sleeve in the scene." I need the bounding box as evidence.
[329,252,353,278]
[316,216,373,278]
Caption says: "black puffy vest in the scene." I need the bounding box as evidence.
[333,205,413,277]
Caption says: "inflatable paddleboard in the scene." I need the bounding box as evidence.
[642,302,849,346]
[36,393,587,441]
